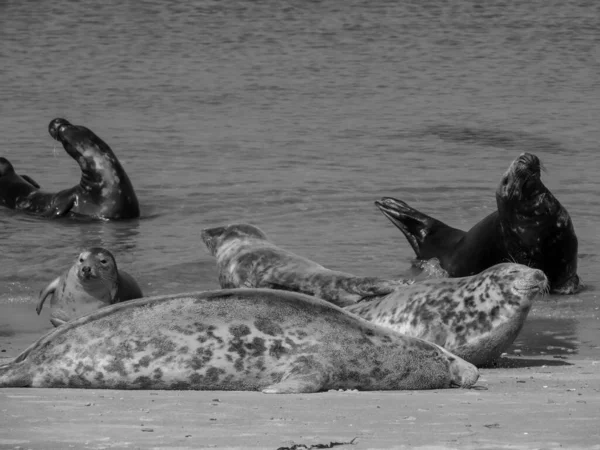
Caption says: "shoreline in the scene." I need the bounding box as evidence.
[1,356,599,449]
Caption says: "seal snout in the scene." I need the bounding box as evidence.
[514,268,549,294]
[513,152,542,178]
[79,264,96,280]
[48,118,71,141]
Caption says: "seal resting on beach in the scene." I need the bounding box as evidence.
[0,118,139,220]
[0,288,479,391]
[36,247,143,327]
[375,152,580,294]
[200,224,547,366]
[201,223,412,308]
[346,264,548,366]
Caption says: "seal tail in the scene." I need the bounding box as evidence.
[375,197,465,259]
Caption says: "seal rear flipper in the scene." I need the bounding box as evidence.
[375,197,466,259]
[36,277,61,315]
[42,195,76,218]
[21,174,40,189]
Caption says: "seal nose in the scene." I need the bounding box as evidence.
[81,265,92,275]
[516,152,540,173]
[48,118,71,141]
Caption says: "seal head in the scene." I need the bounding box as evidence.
[496,153,580,294]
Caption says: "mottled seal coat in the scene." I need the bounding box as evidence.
[0,118,139,220]
[376,152,580,294]
[36,247,143,327]
[347,264,549,366]
[201,224,412,308]
[0,289,479,391]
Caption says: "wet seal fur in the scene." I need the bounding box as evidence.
[0,288,479,391]
[201,223,412,308]
[0,118,139,220]
[36,247,143,327]
[347,263,549,366]
[376,152,580,294]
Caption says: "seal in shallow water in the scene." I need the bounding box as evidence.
[0,118,139,220]
[375,152,580,294]
[346,263,549,366]
[36,247,143,327]
[201,223,412,308]
[0,288,479,391]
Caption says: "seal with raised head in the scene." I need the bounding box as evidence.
[0,288,479,391]
[346,263,549,366]
[0,118,139,220]
[36,247,143,327]
[201,223,412,308]
[200,225,548,366]
[375,152,580,294]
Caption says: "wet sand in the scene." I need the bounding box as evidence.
[1,330,599,450]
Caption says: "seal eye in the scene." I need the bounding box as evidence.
[79,258,84,263]
[100,259,107,264]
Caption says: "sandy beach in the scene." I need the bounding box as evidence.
[1,341,599,450]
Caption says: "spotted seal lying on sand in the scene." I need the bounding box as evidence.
[0,288,479,391]
[36,247,143,327]
[375,153,580,294]
[201,225,548,366]
[201,223,412,308]
[0,118,139,220]
[347,264,549,366]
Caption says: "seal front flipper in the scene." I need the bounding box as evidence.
[21,175,40,189]
[337,277,412,302]
[375,197,466,260]
[262,360,329,394]
[42,194,76,218]
[37,277,60,315]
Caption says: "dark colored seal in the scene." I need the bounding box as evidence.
[201,223,412,308]
[36,247,143,327]
[0,118,139,219]
[375,153,580,294]
[0,289,479,391]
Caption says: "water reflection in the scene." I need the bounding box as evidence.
[510,317,579,357]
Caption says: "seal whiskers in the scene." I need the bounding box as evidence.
[36,247,143,326]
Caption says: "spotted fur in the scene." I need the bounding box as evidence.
[36,247,143,327]
[201,224,412,308]
[0,289,478,392]
[347,263,549,366]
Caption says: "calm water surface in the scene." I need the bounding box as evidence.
[1,0,599,359]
